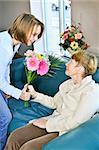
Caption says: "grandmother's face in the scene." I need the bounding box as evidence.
[65,59,84,77]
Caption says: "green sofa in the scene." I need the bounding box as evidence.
[8,57,99,150]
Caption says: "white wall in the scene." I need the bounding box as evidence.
[71,0,99,56]
[0,4,3,30]
[0,0,30,31]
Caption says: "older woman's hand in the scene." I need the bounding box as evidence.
[20,84,30,101]
[28,85,37,98]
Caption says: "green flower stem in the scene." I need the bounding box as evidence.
[24,83,29,108]
[24,101,29,108]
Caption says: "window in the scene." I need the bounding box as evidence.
[30,0,71,56]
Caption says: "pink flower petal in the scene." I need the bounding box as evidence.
[26,56,39,71]
[37,60,49,76]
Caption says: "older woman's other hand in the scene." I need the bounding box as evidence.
[33,118,47,129]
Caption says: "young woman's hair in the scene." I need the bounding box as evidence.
[8,13,44,44]
[72,50,98,76]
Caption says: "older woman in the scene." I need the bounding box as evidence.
[0,13,44,150]
[5,51,99,150]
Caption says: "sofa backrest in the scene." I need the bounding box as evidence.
[92,69,99,83]
[10,57,99,97]
[10,57,27,84]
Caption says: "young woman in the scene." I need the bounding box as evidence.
[4,51,99,150]
[0,13,44,150]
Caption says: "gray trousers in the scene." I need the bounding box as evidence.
[4,123,59,150]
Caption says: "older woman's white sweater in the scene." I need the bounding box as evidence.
[31,76,99,136]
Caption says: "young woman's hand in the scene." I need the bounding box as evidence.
[20,84,30,101]
[3,93,11,99]
[33,118,47,129]
[28,85,37,98]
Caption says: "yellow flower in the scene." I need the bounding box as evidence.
[36,54,43,61]
[70,41,78,50]
[60,33,64,38]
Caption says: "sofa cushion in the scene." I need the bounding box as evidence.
[8,98,53,134]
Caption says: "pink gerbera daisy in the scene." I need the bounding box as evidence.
[37,60,49,76]
[26,56,39,71]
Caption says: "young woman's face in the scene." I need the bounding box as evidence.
[66,59,79,77]
[27,25,41,46]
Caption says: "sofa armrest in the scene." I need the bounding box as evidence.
[43,116,99,150]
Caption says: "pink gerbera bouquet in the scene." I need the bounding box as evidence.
[25,51,50,83]
[24,50,63,107]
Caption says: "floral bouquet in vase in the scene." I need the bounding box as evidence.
[24,50,63,107]
[59,24,89,54]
